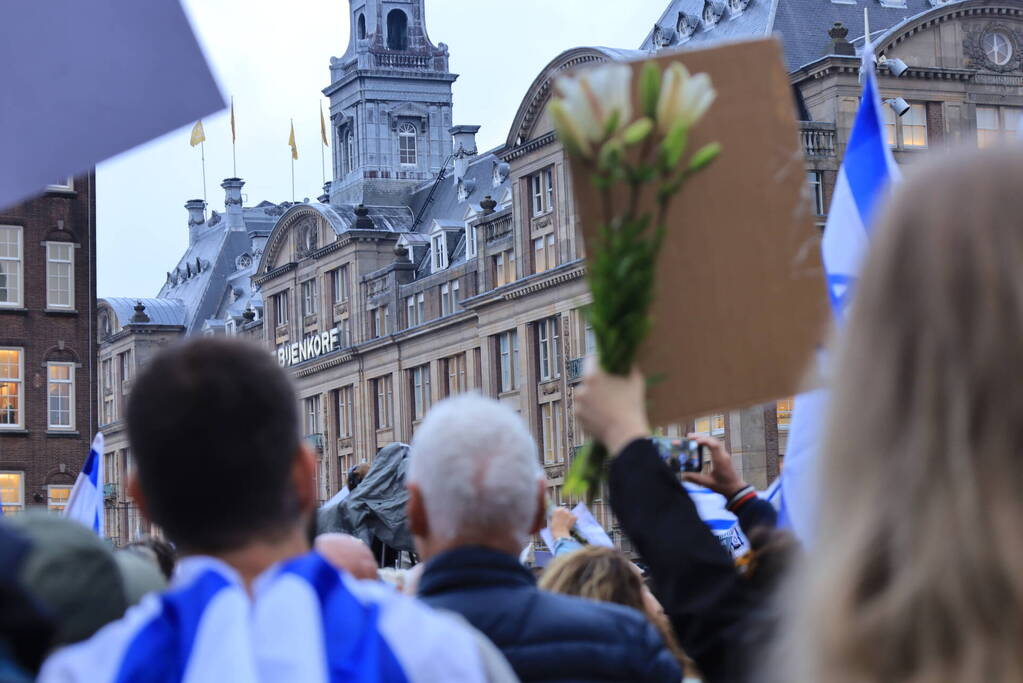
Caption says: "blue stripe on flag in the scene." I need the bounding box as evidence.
[842,70,891,231]
[83,447,99,488]
[115,570,231,683]
[280,553,407,683]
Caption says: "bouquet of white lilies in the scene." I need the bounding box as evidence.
[549,60,720,498]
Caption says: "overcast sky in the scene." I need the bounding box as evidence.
[96,1,660,297]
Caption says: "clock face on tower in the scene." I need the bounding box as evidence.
[984,30,1013,66]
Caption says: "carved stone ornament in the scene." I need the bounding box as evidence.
[236,253,253,270]
[964,22,1023,73]
[295,216,319,256]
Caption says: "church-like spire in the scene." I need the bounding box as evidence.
[325,0,457,207]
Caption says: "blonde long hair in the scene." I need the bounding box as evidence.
[784,146,1023,682]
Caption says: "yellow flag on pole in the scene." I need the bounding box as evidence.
[320,103,329,147]
[289,120,298,160]
[189,120,206,147]
[230,97,236,144]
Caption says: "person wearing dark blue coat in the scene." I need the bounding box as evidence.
[406,394,682,683]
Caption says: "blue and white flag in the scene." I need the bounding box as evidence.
[684,483,746,557]
[780,42,900,544]
[63,433,105,537]
[40,552,491,683]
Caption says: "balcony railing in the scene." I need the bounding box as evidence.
[374,52,431,69]
[800,122,837,159]
[566,357,584,382]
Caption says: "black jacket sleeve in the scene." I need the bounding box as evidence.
[609,438,760,683]
[733,497,777,539]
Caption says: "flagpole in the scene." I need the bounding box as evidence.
[231,96,237,177]
[200,140,208,215]
[320,138,326,186]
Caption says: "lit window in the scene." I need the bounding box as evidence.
[47,362,75,430]
[0,349,23,430]
[541,401,564,464]
[498,330,519,393]
[410,365,431,422]
[494,249,515,287]
[807,171,825,215]
[533,234,556,274]
[0,226,23,308]
[275,291,289,326]
[0,472,24,515]
[398,122,417,165]
[336,385,354,438]
[777,398,793,431]
[374,375,393,429]
[977,106,1021,148]
[902,103,928,148]
[332,266,349,304]
[693,415,725,436]
[883,106,897,148]
[444,354,467,395]
[47,484,71,512]
[46,242,74,309]
[301,279,318,317]
[537,317,561,382]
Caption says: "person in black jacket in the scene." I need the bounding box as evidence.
[407,393,681,683]
[575,365,772,683]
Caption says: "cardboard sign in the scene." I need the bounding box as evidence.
[570,38,828,426]
[0,0,224,210]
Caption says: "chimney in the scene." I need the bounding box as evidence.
[185,199,206,245]
[450,125,480,184]
[221,177,246,231]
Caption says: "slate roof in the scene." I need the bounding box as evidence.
[642,0,960,72]
[102,297,186,328]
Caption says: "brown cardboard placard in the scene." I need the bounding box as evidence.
[570,38,829,427]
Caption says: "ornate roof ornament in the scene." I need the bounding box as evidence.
[242,306,256,322]
[131,300,151,323]
[354,204,375,229]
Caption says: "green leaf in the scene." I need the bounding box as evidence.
[622,117,654,146]
[598,139,622,171]
[688,142,722,172]
[602,109,621,139]
[661,120,689,169]
[639,61,661,119]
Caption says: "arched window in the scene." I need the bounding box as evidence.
[346,132,355,174]
[387,9,408,50]
[398,122,417,165]
[357,13,366,40]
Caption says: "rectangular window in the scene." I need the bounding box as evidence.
[977,106,1021,148]
[440,283,452,317]
[694,415,726,436]
[493,249,516,288]
[47,484,72,512]
[451,279,460,311]
[119,351,132,389]
[304,395,320,436]
[374,375,393,429]
[431,233,447,271]
[533,234,556,274]
[0,226,23,308]
[406,295,417,328]
[583,319,596,357]
[465,224,477,258]
[537,317,561,382]
[541,401,564,464]
[0,472,24,515]
[275,291,289,326]
[47,362,75,430]
[883,106,897,148]
[417,293,425,324]
[498,330,520,393]
[336,385,354,438]
[339,317,352,347]
[444,354,467,396]
[301,279,318,317]
[0,349,23,429]
[331,265,350,304]
[372,306,388,338]
[531,167,555,216]
[807,171,824,215]
[410,365,431,422]
[46,242,74,309]
[902,103,928,148]
[101,357,115,425]
[777,398,793,431]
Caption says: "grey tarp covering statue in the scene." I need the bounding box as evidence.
[317,443,414,554]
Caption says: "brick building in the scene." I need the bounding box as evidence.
[0,174,97,515]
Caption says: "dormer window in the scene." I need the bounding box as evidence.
[728,0,750,15]
[398,122,417,166]
[702,0,724,27]
[677,12,698,40]
[431,233,448,271]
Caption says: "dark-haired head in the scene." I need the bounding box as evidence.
[126,337,314,554]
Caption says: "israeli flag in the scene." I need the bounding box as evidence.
[684,483,746,556]
[40,552,490,682]
[63,433,105,537]
[780,43,899,544]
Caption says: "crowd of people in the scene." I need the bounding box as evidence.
[1,145,1021,681]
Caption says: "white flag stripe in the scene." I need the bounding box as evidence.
[63,433,105,537]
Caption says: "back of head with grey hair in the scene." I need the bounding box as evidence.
[408,393,541,545]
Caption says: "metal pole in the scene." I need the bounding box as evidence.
[291,157,295,202]
[200,140,208,218]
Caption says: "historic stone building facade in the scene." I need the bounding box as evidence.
[99,0,1023,544]
[0,175,97,516]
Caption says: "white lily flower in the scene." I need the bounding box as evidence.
[550,63,633,158]
[656,62,716,134]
